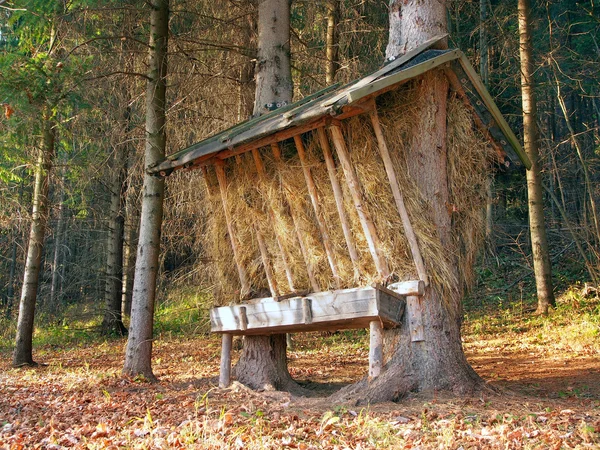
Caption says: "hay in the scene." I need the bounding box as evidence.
[201,81,496,304]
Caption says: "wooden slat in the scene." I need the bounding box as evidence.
[317,127,361,280]
[369,320,383,380]
[346,49,462,103]
[293,135,341,288]
[321,34,448,108]
[406,295,424,342]
[386,280,425,297]
[252,148,296,292]
[214,163,251,298]
[456,55,530,168]
[369,105,429,285]
[328,125,390,278]
[271,143,320,292]
[302,297,312,324]
[210,286,405,335]
[255,223,279,296]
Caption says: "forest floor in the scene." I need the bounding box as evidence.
[1,288,599,449]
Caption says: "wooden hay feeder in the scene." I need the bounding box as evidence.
[151,36,531,388]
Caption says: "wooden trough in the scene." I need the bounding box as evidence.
[211,281,424,387]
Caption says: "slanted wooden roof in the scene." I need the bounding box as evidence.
[150,36,531,177]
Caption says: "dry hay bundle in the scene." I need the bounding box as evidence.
[201,82,496,305]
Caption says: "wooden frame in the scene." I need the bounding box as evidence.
[368,105,429,285]
[328,124,390,279]
[316,127,361,280]
[214,162,251,297]
[293,134,341,287]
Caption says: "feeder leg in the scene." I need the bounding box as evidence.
[369,320,383,381]
[219,333,233,388]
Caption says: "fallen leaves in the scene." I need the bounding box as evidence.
[0,334,599,449]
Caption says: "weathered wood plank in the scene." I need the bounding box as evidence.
[294,135,341,287]
[406,295,424,342]
[387,280,425,296]
[328,125,390,278]
[210,286,405,335]
[316,127,361,280]
[369,320,383,380]
[369,105,429,285]
[302,297,312,324]
[214,163,250,298]
[219,333,233,388]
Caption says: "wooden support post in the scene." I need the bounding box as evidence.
[255,224,279,296]
[271,143,320,292]
[328,125,390,279]
[406,295,424,342]
[369,106,429,285]
[293,135,341,288]
[219,333,233,388]
[252,148,296,292]
[301,297,312,324]
[317,127,361,281]
[214,163,251,298]
[238,306,248,331]
[369,320,383,380]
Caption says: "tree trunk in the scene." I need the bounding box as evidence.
[123,0,168,381]
[49,169,66,312]
[6,228,18,319]
[122,180,137,319]
[13,114,55,367]
[234,0,300,392]
[480,0,495,252]
[325,0,339,85]
[252,0,292,117]
[334,0,483,404]
[101,119,129,336]
[518,0,555,315]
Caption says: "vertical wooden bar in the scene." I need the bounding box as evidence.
[255,225,279,295]
[293,135,341,288]
[238,306,248,331]
[369,107,429,285]
[328,125,391,278]
[317,127,361,281]
[271,143,320,292]
[252,148,296,292]
[214,162,251,297]
[301,297,312,324]
[219,333,233,388]
[406,295,424,342]
[369,320,383,380]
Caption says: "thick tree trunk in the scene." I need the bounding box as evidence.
[518,0,555,315]
[234,0,301,392]
[334,0,483,403]
[13,115,55,367]
[123,0,168,381]
[101,129,129,336]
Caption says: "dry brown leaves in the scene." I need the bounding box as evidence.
[1,333,599,449]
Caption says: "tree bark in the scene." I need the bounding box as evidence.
[252,0,292,116]
[518,0,555,315]
[49,169,66,312]
[234,0,300,392]
[123,0,168,381]
[13,113,55,367]
[334,0,483,403]
[325,0,339,85]
[101,115,129,336]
